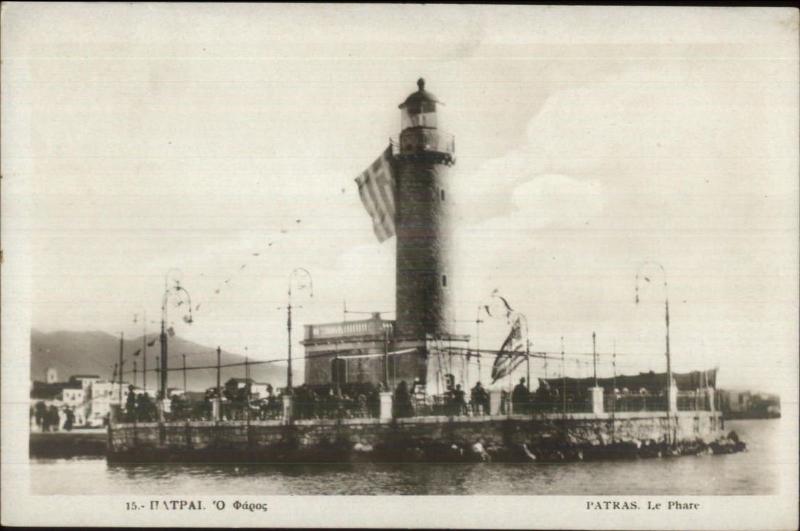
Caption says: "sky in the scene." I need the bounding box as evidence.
[2,4,798,392]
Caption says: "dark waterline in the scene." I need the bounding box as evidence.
[30,420,779,495]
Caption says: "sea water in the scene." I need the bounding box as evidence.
[28,420,780,495]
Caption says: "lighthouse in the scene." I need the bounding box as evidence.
[302,79,469,394]
[394,78,456,341]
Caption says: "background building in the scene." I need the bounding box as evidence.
[302,313,396,388]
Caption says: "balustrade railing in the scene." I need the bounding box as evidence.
[304,319,394,341]
[390,130,456,157]
[676,390,711,411]
[604,393,668,412]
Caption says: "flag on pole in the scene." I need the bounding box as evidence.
[355,146,396,242]
[491,314,527,383]
[484,289,514,319]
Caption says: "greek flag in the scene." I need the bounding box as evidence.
[491,315,527,383]
[355,146,396,242]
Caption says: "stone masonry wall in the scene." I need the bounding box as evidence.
[109,411,725,458]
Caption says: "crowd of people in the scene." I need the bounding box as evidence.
[31,401,76,431]
[124,386,160,422]
[116,377,586,422]
[292,383,383,420]
[392,377,533,417]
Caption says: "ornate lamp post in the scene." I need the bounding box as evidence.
[474,305,485,384]
[635,261,672,443]
[133,311,157,394]
[159,269,193,405]
[285,267,313,394]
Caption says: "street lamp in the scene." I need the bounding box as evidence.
[133,311,158,394]
[474,305,485,384]
[635,261,672,442]
[286,267,313,395]
[159,269,193,405]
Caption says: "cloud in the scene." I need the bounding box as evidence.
[500,174,604,230]
[446,56,796,390]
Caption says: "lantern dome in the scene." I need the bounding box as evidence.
[398,78,441,109]
[398,78,443,131]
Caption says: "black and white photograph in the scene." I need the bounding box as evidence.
[1,4,798,529]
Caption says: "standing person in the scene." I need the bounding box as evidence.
[443,374,456,415]
[47,405,60,431]
[394,380,412,418]
[366,383,380,418]
[470,382,488,415]
[34,401,47,431]
[64,407,75,431]
[481,384,491,415]
[454,384,468,416]
[332,387,344,419]
[512,377,529,414]
[534,379,551,413]
[356,393,368,418]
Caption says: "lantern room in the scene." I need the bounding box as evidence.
[397,78,454,160]
[399,78,441,130]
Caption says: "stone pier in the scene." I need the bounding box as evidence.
[107,410,729,464]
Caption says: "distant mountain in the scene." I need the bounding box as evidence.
[31,329,286,392]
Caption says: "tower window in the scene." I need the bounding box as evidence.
[440,189,445,201]
[442,274,447,287]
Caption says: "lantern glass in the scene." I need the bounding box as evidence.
[401,100,438,130]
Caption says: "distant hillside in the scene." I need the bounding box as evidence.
[31,329,285,392]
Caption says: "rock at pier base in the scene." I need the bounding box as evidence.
[106,413,746,464]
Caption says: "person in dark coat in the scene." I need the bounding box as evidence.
[393,380,413,418]
[64,407,75,431]
[367,383,381,418]
[47,405,60,431]
[512,377,529,414]
[534,379,552,412]
[471,382,489,415]
[454,384,467,416]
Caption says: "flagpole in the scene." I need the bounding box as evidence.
[635,261,672,445]
[561,336,566,417]
[592,331,597,387]
[507,346,512,416]
[160,272,171,405]
[526,339,531,394]
[520,313,530,393]
[118,332,124,404]
[612,340,617,443]
[142,310,147,394]
[383,327,389,390]
[475,305,483,384]
[287,268,313,395]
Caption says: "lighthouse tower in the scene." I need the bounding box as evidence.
[302,79,469,394]
[394,78,457,341]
